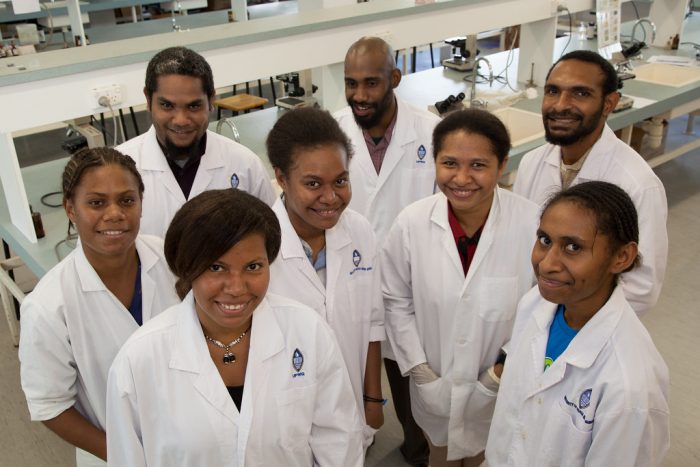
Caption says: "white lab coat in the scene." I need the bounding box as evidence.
[117,127,276,238]
[513,125,668,316]
[335,98,441,244]
[18,235,179,467]
[268,199,384,441]
[107,292,364,467]
[485,286,670,467]
[381,189,539,459]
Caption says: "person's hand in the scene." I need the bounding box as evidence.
[494,363,504,378]
[364,401,384,429]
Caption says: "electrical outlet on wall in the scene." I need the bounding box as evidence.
[91,84,123,108]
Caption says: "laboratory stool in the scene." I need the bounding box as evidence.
[213,94,269,120]
[0,256,27,347]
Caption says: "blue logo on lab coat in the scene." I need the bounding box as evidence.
[230,173,240,188]
[579,388,592,409]
[417,144,427,160]
[292,349,304,372]
[352,249,361,267]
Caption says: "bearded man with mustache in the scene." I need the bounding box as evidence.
[513,50,668,318]
[334,36,440,467]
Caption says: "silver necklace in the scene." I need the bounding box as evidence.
[204,325,251,364]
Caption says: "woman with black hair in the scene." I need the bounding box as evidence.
[106,188,363,467]
[265,107,385,449]
[486,181,669,467]
[19,147,179,466]
[381,109,540,466]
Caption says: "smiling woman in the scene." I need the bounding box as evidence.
[106,188,364,467]
[266,107,386,450]
[486,181,670,467]
[18,147,179,467]
[381,109,541,465]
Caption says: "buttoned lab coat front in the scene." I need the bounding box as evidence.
[335,98,441,243]
[19,236,178,454]
[486,286,670,467]
[117,127,276,238]
[381,189,539,459]
[107,293,364,467]
[513,125,668,316]
[269,200,385,430]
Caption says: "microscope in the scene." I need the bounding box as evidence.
[275,70,318,109]
[442,35,478,72]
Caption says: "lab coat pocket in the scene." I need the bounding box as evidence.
[276,384,317,450]
[478,277,519,322]
[461,382,498,449]
[414,377,451,418]
[536,401,592,465]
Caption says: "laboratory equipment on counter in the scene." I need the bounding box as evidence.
[442,35,478,72]
[275,71,318,109]
[434,93,466,115]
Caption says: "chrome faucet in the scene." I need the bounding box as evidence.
[631,18,656,46]
[469,57,493,109]
[216,118,241,142]
[171,1,183,31]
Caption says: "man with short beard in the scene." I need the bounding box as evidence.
[118,47,276,238]
[335,37,439,467]
[514,50,668,317]
[335,36,440,244]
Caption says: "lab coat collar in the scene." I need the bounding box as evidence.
[198,131,226,171]
[169,292,210,374]
[345,98,417,186]
[558,285,627,368]
[429,188,502,285]
[169,292,284,369]
[248,297,286,362]
[526,286,628,397]
[273,198,352,296]
[74,235,157,292]
[542,124,613,177]
[374,98,418,185]
[170,293,240,425]
[140,126,170,172]
[576,125,616,182]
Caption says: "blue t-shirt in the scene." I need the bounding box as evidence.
[544,304,578,371]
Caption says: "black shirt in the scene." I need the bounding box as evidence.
[158,133,207,199]
[227,385,244,411]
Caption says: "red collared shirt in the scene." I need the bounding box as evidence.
[447,201,485,277]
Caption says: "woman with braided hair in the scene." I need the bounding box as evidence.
[486,180,670,467]
[18,147,179,466]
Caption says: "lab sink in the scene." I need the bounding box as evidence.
[490,107,544,147]
[632,63,700,88]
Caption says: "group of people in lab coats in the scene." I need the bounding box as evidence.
[17,36,671,467]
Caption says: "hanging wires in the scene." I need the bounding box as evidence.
[98,97,125,147]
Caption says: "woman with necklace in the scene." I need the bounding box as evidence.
[107,188,363,466]
[19,147,179,466]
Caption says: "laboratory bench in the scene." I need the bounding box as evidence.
[4,11,700,279]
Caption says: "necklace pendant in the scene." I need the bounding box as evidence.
[223,351,236,365]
